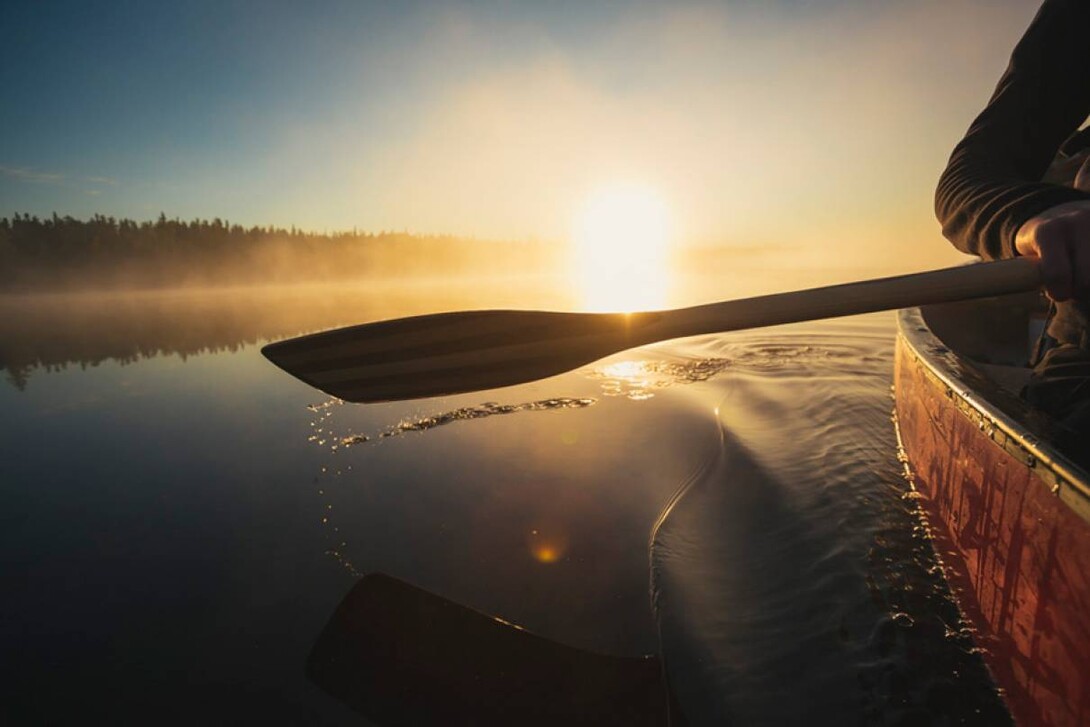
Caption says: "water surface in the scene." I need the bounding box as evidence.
[0,274,1008,725]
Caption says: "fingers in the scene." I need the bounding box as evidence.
[1074,237,1090,300]
[1017,202,1090,301]
[1063,163,1090,297]
[1032,215,1074,301]
[1071,211,1090,299]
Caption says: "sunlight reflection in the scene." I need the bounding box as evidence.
[571,182,674,312]
[591,356,735,399]
[595,360,658,400]
[600,360,647,379]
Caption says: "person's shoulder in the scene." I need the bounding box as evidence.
[1034,0,1090,23]
[1012,0,1090,65]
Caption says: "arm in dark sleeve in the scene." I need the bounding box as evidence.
[935,0,1090,260]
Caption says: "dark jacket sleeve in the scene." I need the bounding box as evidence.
[935,0,1090,260]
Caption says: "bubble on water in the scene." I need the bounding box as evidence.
[892,612,915,628]
[336,397,596,446]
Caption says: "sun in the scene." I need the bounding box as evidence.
[571,182,674,312]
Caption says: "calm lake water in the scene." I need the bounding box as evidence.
[0,272,1011,725]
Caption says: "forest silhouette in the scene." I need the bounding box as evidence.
[0,213,561,291]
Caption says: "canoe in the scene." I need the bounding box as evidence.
[894,293,1090,727]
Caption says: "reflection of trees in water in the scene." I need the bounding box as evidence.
[0,280,574,390]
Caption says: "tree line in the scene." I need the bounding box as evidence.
[0,213,560,291]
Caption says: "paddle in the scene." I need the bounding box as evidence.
[262,257,1040,403]
[307,573,674,726]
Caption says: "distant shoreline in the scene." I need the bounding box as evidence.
[0,212,566,294]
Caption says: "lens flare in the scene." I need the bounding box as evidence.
[527,527,568,564]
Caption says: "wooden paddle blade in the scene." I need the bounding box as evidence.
[306,573,672,726]
[262,309,656,403]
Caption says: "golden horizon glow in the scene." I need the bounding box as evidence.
[572,182,673,312]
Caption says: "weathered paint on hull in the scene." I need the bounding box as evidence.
[895,313,1090,727]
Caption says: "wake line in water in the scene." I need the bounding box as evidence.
[646,334,1008,725]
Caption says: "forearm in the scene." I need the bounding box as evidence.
[934,0,1090,259]
[937,159,1090,259]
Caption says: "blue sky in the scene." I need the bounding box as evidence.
[1,0,1040,267]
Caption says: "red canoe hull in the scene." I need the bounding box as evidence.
[895,307,1090,727]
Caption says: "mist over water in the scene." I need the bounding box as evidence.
[0,274,573,391]
[0,271,1007,724]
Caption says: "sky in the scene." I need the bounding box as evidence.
[1,0,1044,269]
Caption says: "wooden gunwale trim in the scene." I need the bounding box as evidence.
[896,307,1090,525]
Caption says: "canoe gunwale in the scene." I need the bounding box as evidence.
[896,306,1090,525]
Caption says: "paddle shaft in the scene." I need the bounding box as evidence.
[632,257,1042,345]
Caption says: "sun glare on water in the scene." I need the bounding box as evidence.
[572,182,674,312]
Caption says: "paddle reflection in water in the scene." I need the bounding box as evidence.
[306,573,672,726]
